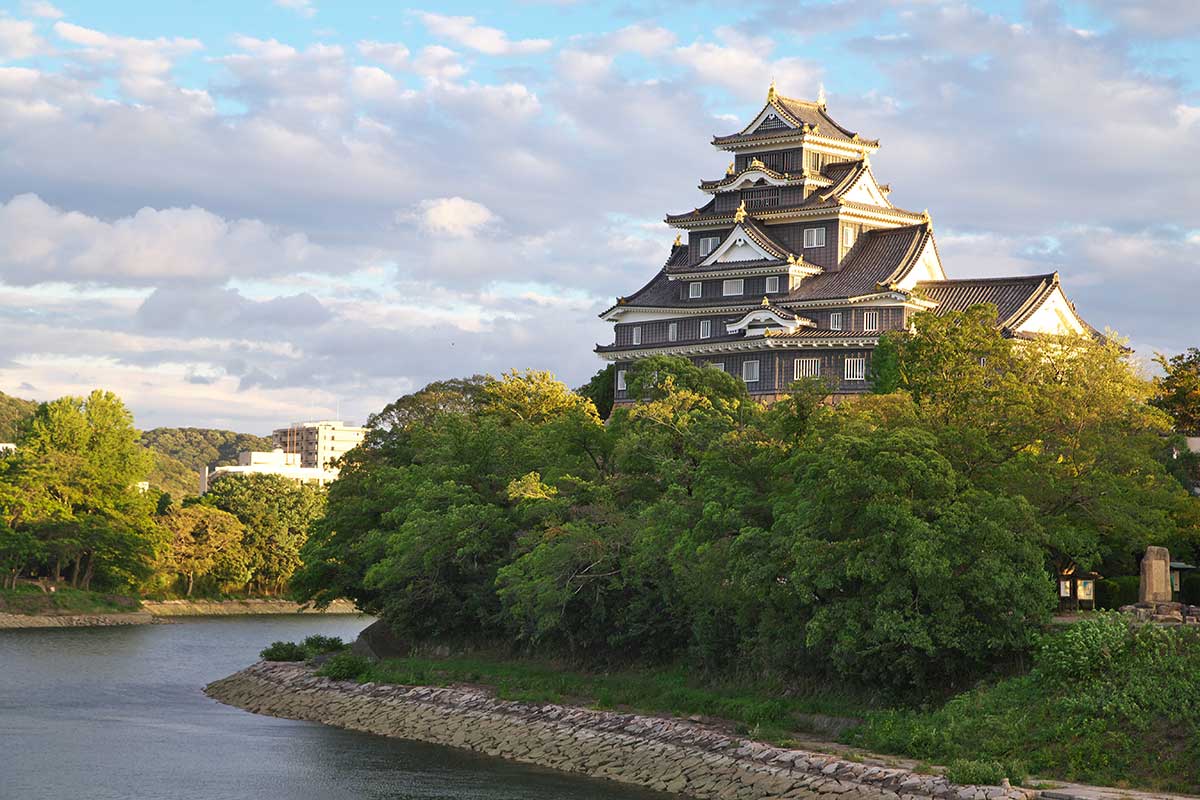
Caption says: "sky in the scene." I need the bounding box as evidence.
[0,0,1197,433]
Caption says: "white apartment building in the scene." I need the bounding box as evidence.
[199,448,340,494]
[272,420,366,469]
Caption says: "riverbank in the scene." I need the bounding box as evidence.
[0,610,157,629]
[143,598,359,617]
[206,661,1033,800]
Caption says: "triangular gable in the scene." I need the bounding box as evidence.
[838,164,892,207]
[1010,281,1088,336]
[742,103,798,136]
[700,222,786,265]
[726,306,808,336]
[894,230,946,290]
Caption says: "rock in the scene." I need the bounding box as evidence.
[350,619,410,661]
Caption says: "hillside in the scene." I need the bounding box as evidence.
[140,427,274,474]
[0,390,37,442]
[146,450,201,499]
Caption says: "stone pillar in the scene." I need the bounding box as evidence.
[1139,546,1172,604]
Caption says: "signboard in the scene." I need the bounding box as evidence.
[1078,580,1094,601]
[1059,580,1071,598]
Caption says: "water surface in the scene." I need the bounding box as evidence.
[0,616,669,800]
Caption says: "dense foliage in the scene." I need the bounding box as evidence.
[848,615,1200,792]
[295,308,1200,694]
[140,427,273,473]
[0,390,37,442]
[1153,348,1200,435]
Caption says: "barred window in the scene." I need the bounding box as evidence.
[699,319,711,339]
[689,282,702,299]
[765,275,779,294]
[863,311,880,332]
[616,370,627,391]
[795,358,821,379]
[723,278,744,296]
[742,360,760,383]
[711,361,724,372]
[803,227,826,248]
[844,357,867,381]
[668,322,678,342]
[631,326,641,345]
[698,236,721,257]
[843,226,855,247]
[830,311,843,331]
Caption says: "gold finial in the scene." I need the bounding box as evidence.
[734,200,747,223]
[726,161,735,176]
[762,296,771,307]
[749,157,765,170]
[673,234,682,247]
[922,208,931,223]
[817,83,826,108]
[767,79,777,103]
[617,296,626,305]
[786,254,796,265]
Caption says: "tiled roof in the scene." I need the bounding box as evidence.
[712,97,874,146]
[788,223,932,300]
[665,242,689,267]
[769,328,877,340]
[915,274,1058,330]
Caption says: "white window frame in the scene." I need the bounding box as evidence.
[722,278,744,296]
[699,319,711,339]
[843,226,855,247]
[630,326,641,345]
[688,281,702,299]
[742,360,760,383]
[668,322,678,342]
[863,311,879,332]
[794,358,821,379]
[803,227,826,248]
[765,275,779,294]
[844,357,867,381]
[698,236,720,256]
[711,361,724,372]
[616,369,627,391]
[829,311,843,331]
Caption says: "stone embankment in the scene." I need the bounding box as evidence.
[143,598,359,617]
[206,662,1032,800]
[0,611,156,629]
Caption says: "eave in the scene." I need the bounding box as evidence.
[595,333,881,361]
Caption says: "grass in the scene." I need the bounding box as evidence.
[0,585,142,615]
[347,651,871,745]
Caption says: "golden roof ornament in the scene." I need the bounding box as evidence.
[749,157,765,169]
[726,161,735,176]
[734,200,747,223]
[762,296,771,307]
[673,234,682,246]
[922,208,932,223]
[786,254,796,265]
[817,83,826,109]
[767,79,777,104]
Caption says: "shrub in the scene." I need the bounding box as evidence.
[945,759,1023,786]
[261,641,308,661]
[1034,613,1129,684]
[315,651,372,681]
[302,634,346,655]
[1096,576,1139,609]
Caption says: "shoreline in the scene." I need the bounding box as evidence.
[0,598,361,629]
[205,661,1033,800]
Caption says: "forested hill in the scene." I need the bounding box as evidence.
[140,427,274,474]
[0,390,37,442]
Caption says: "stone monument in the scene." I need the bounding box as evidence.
[1139,545,1172,604]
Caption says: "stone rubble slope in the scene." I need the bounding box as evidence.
[205,661,1033,800]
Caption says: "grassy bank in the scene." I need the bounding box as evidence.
[0,586,142,616]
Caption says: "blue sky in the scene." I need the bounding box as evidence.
[0,0,1197,431]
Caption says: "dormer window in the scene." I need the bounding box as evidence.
[698,236,720,257]
[765,276,779,294]
[688,282,702,299]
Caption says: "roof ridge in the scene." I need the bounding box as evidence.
[916,273,1056,286]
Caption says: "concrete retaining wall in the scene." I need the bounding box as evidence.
[0,611,155,629]
[143,598,359,617]
[206,662,1032,800]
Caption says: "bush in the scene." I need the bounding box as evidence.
[1096,576,1140,609]
[261,641,308,661]
[301,634,346,655]
[1035,613,1130,684]
[945,759,1024,786]
[315,651,372,681]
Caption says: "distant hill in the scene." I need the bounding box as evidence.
[0,390,37,443]
[146,450,202,499]
[140,427,274,474]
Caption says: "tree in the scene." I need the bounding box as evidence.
[140,427,273,473]
[1152,348,1200,434]
[160,505,246,596]
[200,473,325,594]
[577,365,616,420]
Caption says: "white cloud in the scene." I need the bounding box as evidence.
[411,44,466,83]
[357,40,409,70]
[674,27,819,102]
[274,0,316,19]
[416,11,552,56]
[415,197,497,238]
[23,1,64,19]
[0,18,43,60]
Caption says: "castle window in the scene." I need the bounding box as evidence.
[803,227,825,248]
[698,236,720,257]
[830,311,843,331]
[843,226,855,247]
[765,275,779,293]
[711,361,724,372]
[723,279,744,296]
[689,281,702,298]
[699,319,712,339]
[795,358,821,379]
[742,360,760,383]
[616,370,627,391]
[631,326,641,345]
[668,322,678,342]
[864,311,879,332]
[844,357,867,381]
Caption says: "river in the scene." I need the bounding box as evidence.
[0,616,669,800]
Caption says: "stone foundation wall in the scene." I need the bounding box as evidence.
[143,598,359,617]
[206,662,1032,800]
[0,611,155,629]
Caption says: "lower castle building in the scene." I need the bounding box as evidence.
[596,85,1095,402]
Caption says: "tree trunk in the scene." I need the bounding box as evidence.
[186,573,194,597]
[70,555,81,588]
[81,555,95,592]
[53,558,62,583]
